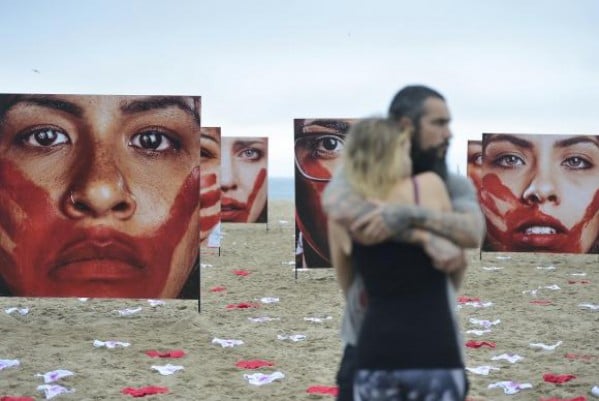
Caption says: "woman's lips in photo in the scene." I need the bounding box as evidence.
[510,215,568,249]
[49,236,145,281]
[221,198,247,221]
[521,226,559,235]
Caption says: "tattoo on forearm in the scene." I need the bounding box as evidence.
[382,204,416,237]
[322,172,376,227]
[413,208,483,248]
[393,228,419,244]
[323,172,485,248]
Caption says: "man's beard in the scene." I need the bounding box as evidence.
[411,140,449,181]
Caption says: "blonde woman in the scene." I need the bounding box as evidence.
[328,118,467,401]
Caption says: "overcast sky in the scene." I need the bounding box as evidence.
[1,0,597,176]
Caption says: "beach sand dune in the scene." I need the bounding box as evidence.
[1,200,598,400]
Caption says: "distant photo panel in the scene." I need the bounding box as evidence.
[200,127,221,248]
[467,139,482,195]
[480,133,599,254]
[294,118,357,268]
[220,136,268,224]
[0,94,201,299]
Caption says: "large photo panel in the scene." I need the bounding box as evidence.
[0,94,202,298]
[220,136,268,224]
[200,127,222,248]
[480,133,599,254]
[294,118,357,268]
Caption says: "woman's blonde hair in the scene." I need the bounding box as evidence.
[341,118,412,199]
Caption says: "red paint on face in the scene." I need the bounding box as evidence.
[221,167,266,223]
[246,168,266,219]
[200,173,217,188]
[200,189,220,210]
[200,213,220,233]
[482,173,599,253]
[220,197,247,222]
[0,160,199,298]
[295,177,330,262]
[200,172,220,210]
[199,186,221,233]
[298,154,332,180]
[200,172,220,243]
[481,174,518,211]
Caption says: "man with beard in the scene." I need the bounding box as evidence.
[322,85,485,401]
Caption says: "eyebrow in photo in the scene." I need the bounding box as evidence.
[484,134,599,152]
[296,120,351,140]
[231,140,266,152]
[483,134,533,149]
[0,94,85,119]
[554,135,599,150]
[121,96,201,127]
[201,132,220,145]
[0,95,201,128]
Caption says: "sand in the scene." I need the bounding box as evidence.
[1,200,598,400]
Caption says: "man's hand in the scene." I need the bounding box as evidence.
[349,203,393,245]
[422,234,466,273]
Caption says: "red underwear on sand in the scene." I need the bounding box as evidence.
[543,373,576,384]
[306,386,339,396]
[236,359,275,369]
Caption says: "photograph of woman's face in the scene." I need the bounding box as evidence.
[200,127,221,244]
[481,133,599,253]
[294,118,354,267]
[467,140,483,194]
[0,94,202,298]
[220,137,268,223]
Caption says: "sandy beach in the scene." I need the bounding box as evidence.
[1,200,598,401]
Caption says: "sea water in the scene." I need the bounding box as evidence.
[268,176,294,200]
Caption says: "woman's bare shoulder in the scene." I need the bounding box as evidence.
[328,218,352,255]
[386,176,415,204]
[414,172,445,188]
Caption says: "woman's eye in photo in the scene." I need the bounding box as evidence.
[238,147,263,161]
[130,130,180,152]
[469,153,483,166]
[311,135,344,159]
[493,153,524,168]
[201,147,218,161]
[562,156,592,170]
[20,127,70,147]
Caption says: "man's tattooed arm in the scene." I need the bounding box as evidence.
[323,170,412,244]
[382,174,485,248]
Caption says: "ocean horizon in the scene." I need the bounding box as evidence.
[269,176,294,200]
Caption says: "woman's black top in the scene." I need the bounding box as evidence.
[353,240,463,370]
